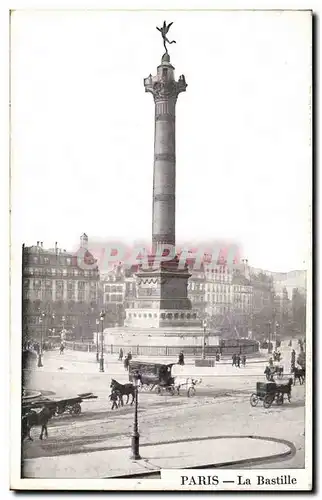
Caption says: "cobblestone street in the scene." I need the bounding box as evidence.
[22,348,306,477]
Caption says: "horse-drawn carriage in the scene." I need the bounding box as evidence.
[129,360,176,394]
[128,360,199,397]
[250,380,292,408]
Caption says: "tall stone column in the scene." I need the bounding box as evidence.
[144,53,187,252]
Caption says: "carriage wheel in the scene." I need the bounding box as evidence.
[250,393,259,407]
[71,403,82,414]
[276,394,284,405]
[168,386,175,396]
[187,387,196,398]
[56,405,65,415]
[263,394,275,408]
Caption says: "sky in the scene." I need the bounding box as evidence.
[10,10,312,272]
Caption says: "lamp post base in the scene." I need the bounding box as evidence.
[37,354,43,368]
[99,358,104,372]
[131,433,141,460]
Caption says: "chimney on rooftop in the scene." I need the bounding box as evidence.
[80,233,88,249]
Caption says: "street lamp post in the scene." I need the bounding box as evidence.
[268,321,272,354]
[99,311,105,372]
[95,318,99,362]
[38,311,45,367]
[131,371,141,460]
[202,319,207,360]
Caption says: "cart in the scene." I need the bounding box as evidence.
[250,381,292,409]
[22,392,98,416]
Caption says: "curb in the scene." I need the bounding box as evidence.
[104,435,296,478]
[22,390,42,401]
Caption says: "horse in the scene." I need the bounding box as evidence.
[173,377,202,395]
[110,379,135,405]
[276,377,293,403]
[22,405,56,441]
[292,366,305,385]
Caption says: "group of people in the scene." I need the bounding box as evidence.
[232,353,247,367]
[118,348,133,371]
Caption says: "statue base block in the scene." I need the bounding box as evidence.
[195,359,215,368]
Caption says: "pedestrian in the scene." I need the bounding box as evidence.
[236,354,241,368]
[232,354,236,367]
[242,354,246,367]
[124,355,129,371]
[109,390,119,410]
[119,348,123,362]
[127,351,132,363]
[178,351,185,366]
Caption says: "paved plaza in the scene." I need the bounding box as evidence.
[22,344,306,478]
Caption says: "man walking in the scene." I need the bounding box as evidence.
[109,390,120,410]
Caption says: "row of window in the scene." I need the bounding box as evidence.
[25,255,73,266]
[23,290,96,301]
[104,285,124,293]
[104,294,123,303]
[205,275,231,283]
[24,267,98,278]
[204,284,233,293]
[205,267,230,274]
[207,294,233,303]
[24,279,97,289]
[127,312,198,320]
[235,286,252,293]
[206,306,230,314]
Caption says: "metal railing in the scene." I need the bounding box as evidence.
[64,341,259,357]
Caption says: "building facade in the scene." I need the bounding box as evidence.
[100,263,126,326]
[203,258,253,337]
[22,234,100,341]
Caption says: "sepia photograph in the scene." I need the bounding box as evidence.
[9,7,312,491]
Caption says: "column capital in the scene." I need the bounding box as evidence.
[144,78,187,101]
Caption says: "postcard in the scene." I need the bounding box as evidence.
[10,8,312,491]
